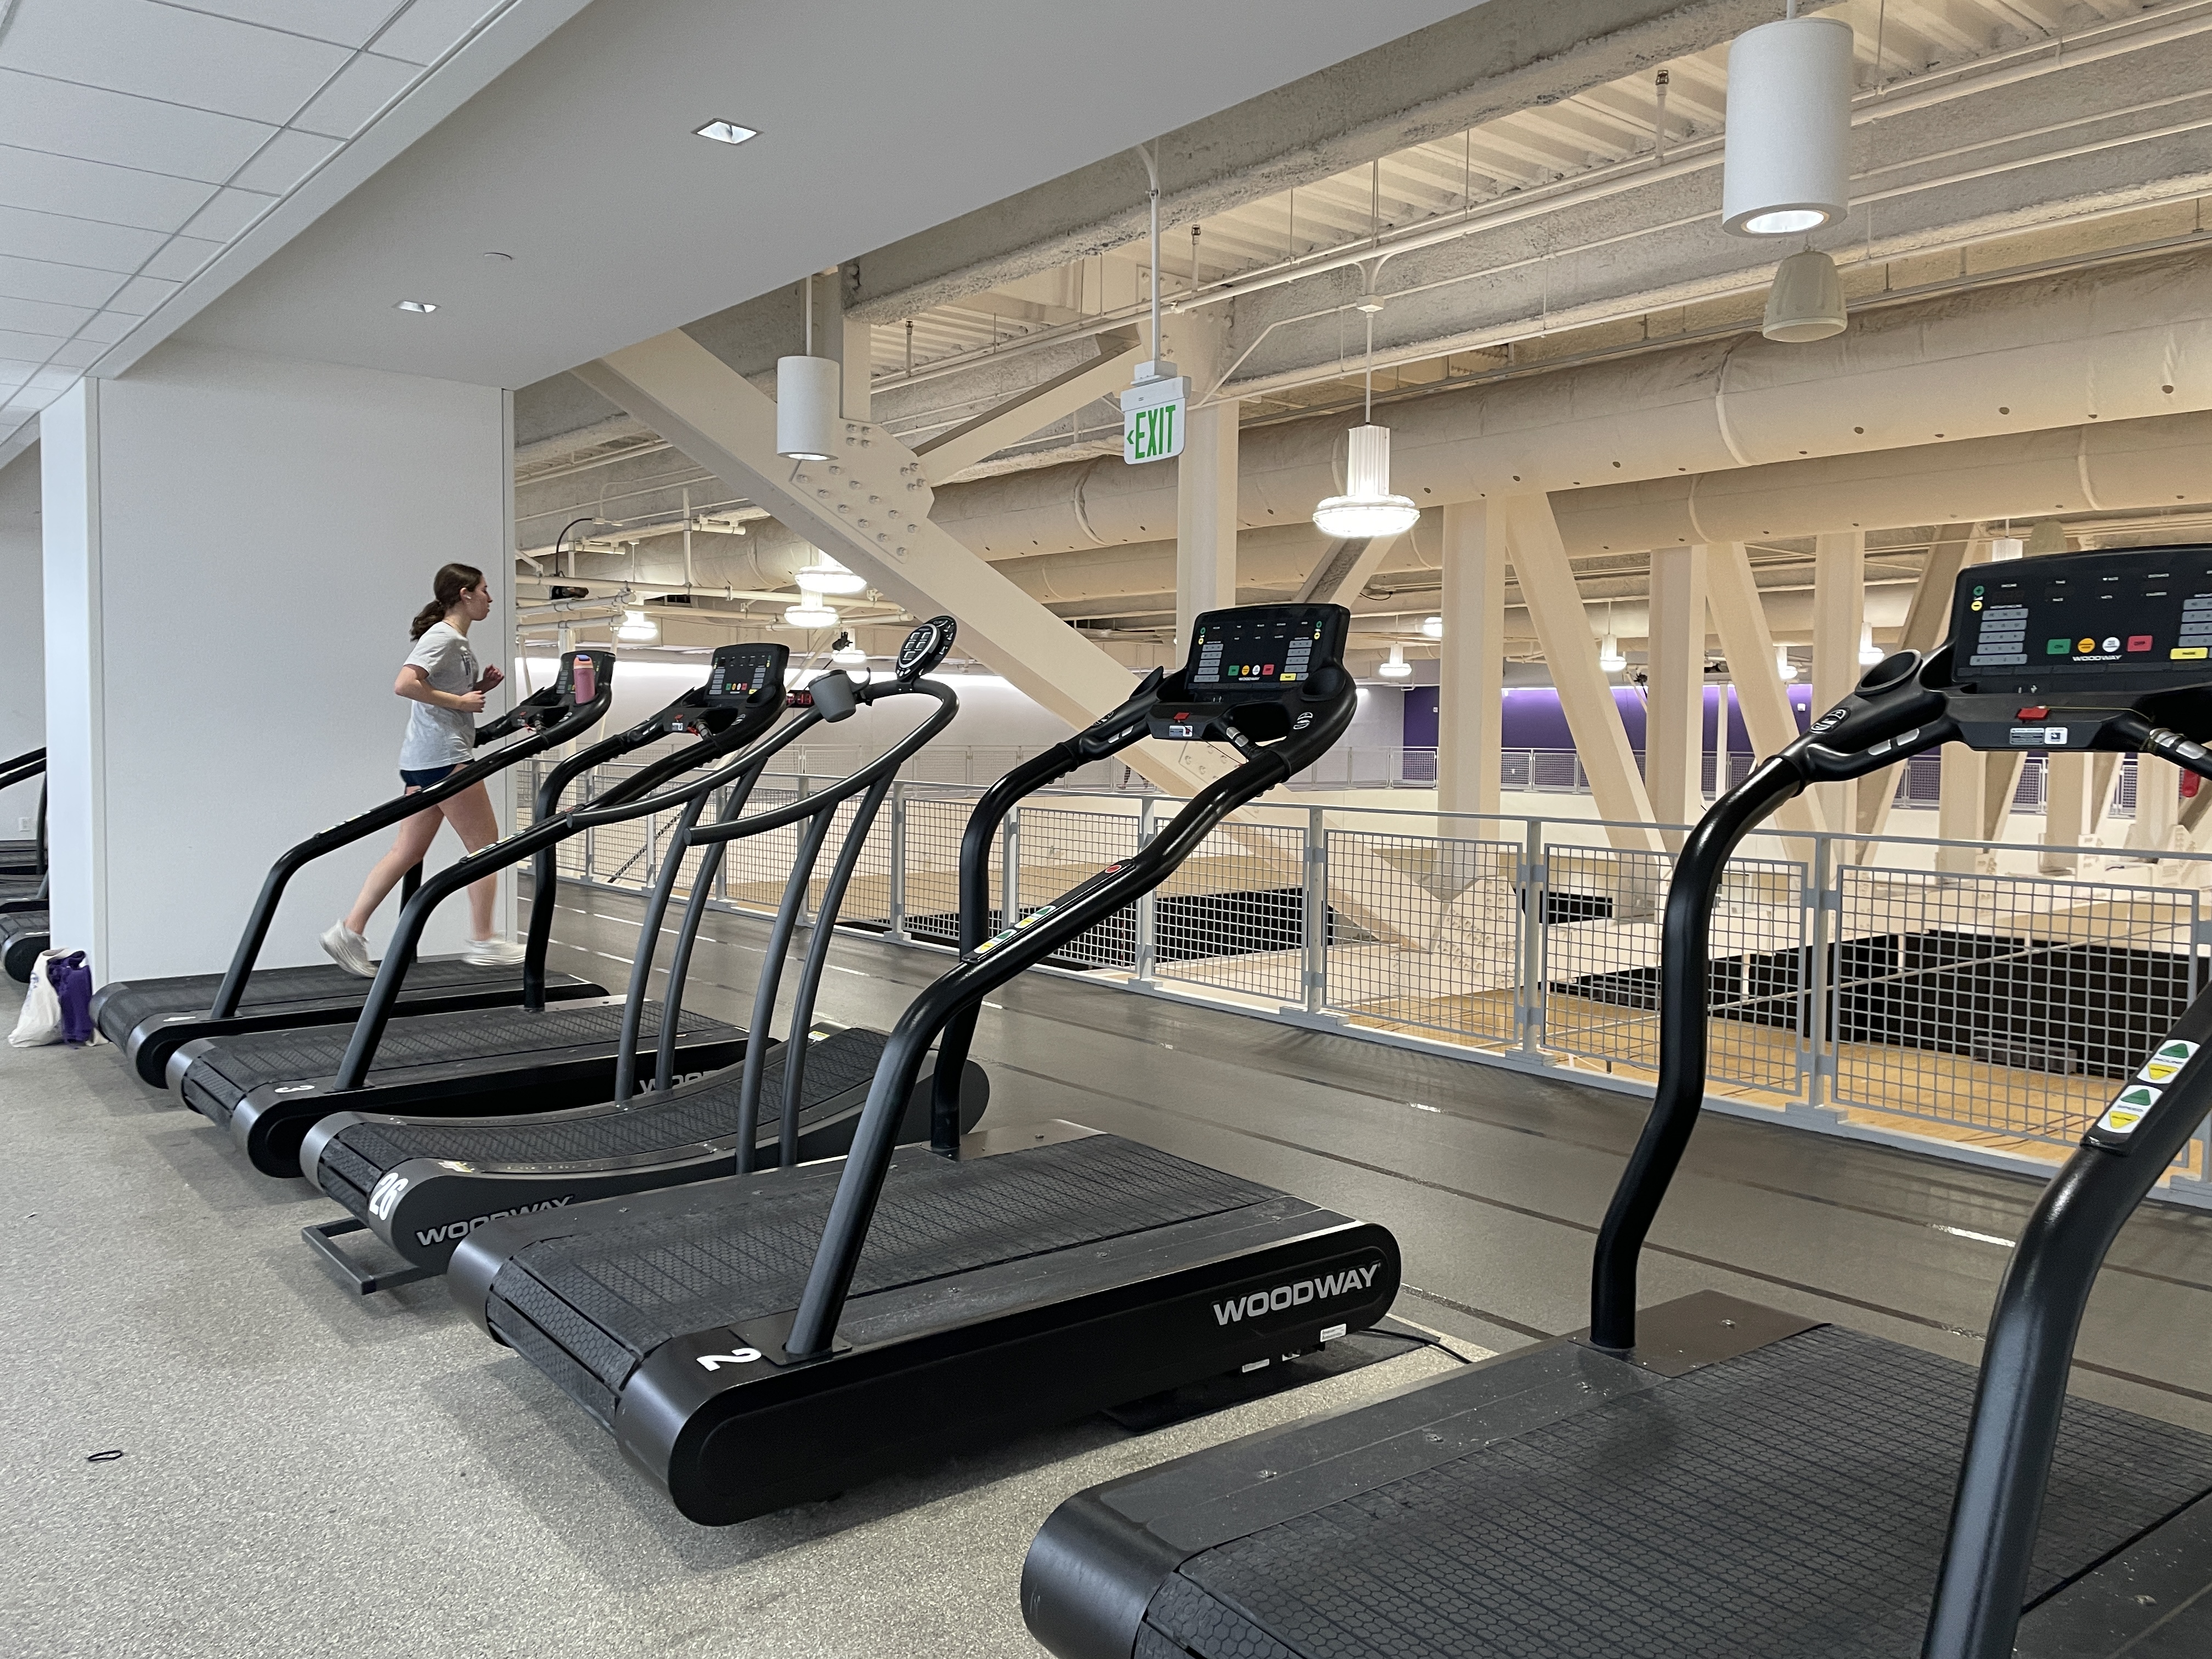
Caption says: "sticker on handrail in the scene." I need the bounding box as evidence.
[2096,1084,2162,1137]
[2137,1039,2199,1086]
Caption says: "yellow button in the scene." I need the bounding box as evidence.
[2172,647,2209,660]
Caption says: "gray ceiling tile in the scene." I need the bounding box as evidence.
[0,145,215,231]
[371,0,497,67]
[181,187,276,241]
[150,1,407,50]
[0,203,166,273]
[290,50,419,138]
[0,295,93,336]
[228,127,342,195]
[0,328,70,358]
[2,0,352,125]
[104,274,182,315]
[72,311,142,344]
[0,69,274,185]
[0,252,129,309]
[0,362,39,394]
[37,336,108,369]
[138,235,223,282]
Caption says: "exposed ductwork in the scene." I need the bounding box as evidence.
[928,251,2212,559]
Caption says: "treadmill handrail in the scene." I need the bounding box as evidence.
[328,696,830,1090]
[204,654,615,1019]
[0,754,44,794]
[0,746,44,775]
[782,671,1357,1359]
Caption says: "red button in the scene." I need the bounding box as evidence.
[2017,706,2050,719]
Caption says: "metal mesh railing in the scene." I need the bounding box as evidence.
[512,758,2212,1204]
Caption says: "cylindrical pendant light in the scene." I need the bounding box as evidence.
[1598,635,1627,675]
[1378,642,1412,679]
[1989,534,2025,561]
[795,552,866,594]
[1858,622,1882,666]
[1762,248,1846,342]
[1721,15,1854,237]
[776,355,839,460]
[1313,425,1420,538]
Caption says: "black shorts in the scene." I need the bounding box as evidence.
[400,763,464,789]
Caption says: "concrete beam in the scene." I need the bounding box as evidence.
[572,330,1214,794]
[843,0,1772,323]
[915,331,1143,486]
[1646,543,1706,845]
[1850,523,1978,849]
[1707,540,1825,837]
[1437,500,1504,820]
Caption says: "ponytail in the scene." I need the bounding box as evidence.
[409,562,486,640]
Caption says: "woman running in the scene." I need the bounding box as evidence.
[320,562,525,975]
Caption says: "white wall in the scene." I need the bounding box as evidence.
[42,344,513,980]
[0,448,42,837]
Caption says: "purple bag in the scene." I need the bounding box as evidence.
[48,951,93,1045]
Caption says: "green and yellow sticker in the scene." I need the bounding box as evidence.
[2097,1083,2162,1137]
[2137,1039,2199,1086]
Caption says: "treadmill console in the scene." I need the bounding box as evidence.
[897,615,957,682]
[1150,603,1351,744]
[668,642,789,734]
[1954,546,2212,694]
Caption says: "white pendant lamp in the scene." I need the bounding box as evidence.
[1378,642,1413,679]
[1776,644,1799,682]
[776,274,840,460]
[1762,248,1847,342]
[796,552,865,595]
[1598,635,1627,675]
[1312,280,1419,540]
[1990,534,2025,561]
[1721,14,1854,238]
[783,598,838,628]
[1859,622,1883,666]
[1420,614,1443,640]
[830,631,868,668]
[2025,518,2068,555]
[616,607,658,643]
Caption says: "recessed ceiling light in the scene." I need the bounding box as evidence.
[695,120,758,145]
[481,251,513,263]
[394,299,437,313]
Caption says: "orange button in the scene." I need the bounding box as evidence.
[2017,706,2050,719]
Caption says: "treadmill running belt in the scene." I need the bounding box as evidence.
[315,1029,888,1215]
[489,1136,1278,1412]
[182,1003,721,1126]
[1141,1324,2212,1659]
[95,960,576,1043]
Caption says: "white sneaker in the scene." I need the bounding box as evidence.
[320,922,375,979]
[463,935,526,968]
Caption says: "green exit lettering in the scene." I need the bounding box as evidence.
[1126,402,1180,464]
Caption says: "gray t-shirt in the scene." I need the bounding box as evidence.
[397,621,481,769]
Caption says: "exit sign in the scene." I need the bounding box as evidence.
[1121,375,1189,465]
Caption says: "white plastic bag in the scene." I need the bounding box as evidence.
[8,949,64,1047]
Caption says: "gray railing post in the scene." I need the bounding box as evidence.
[1001,806,1021,934]
[887,782,908,941]
[1132,797,1158,987]
[1520,817,1547,1057]
[1302,805,1330,1013]
[1805,831,1833,1114]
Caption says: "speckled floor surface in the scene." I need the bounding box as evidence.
[7,885,2208,1656]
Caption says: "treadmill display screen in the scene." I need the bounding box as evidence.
[1955,548,2212,687]
[1187,607,1341,689]
[707,645,782,702]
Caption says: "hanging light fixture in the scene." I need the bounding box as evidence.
[1990,534,2025,561]
[1378,642,1413,679]
[1858,622,1883,666]
[616,607,658,643]
[1420,614,1443,640]
[795,552,866,595]
[1775,643,1799,682]
[1762,247,1846,342]
[783,598,838,628]
[1720,12,1854,237]
[1598,635,1628,675]
[830,631,868,668]
[1312,269,1420,539]
[776,273,840,460]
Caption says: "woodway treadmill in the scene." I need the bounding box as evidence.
[448,603,1403,1525]
[167,642,799,1176]
[92,650,621,1086]
[1023,545,2212,1659]
[294,619,989,1294]
[0,747,48,980]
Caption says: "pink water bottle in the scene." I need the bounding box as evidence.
[572,655,597,704]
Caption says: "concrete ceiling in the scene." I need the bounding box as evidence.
[168,0,1479,391]
[0,0,591,458]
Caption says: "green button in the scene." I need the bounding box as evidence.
[2047,639,2072,654]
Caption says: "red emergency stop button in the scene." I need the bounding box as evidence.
[2017,706,2050,719]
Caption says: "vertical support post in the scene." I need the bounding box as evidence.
[1646,543,1708,850]
[1499,496,1659,850]
[1438,500,1505,821]
[1804,832,1832,1111]
[1132,797,1157,987]
[1707,540,1826,838]
[1810,531,1865,839]
[1173,309,1237,662]
[2041,753,2090,876]
[887,782,908,941]
[1520,816,1547,1056]
[1936,749,1989,876]
[1000,807,1020,934]
[2131,754,2181,862]
[1302,804,1328,1014]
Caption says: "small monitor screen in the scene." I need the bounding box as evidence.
[1956,548,2212,687]
[1188,607,1339,689]
[707,645,783,701]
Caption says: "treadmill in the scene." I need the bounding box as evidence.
[168,642,798,1176]
[93,650,620,1085]
[1022,545,2212,1659]
[0,749,48,980]
[449,603,1403,1525]
[296,618,991,1293]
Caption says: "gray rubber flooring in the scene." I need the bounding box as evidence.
[7,883,2210,1657]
